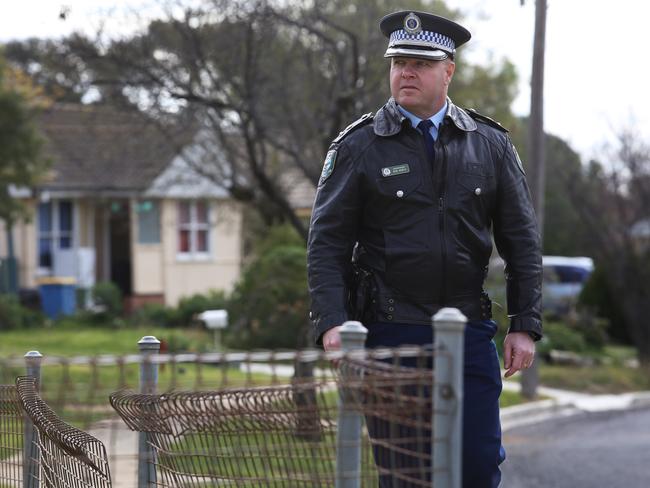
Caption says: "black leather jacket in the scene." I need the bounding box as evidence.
[307,98,542,344]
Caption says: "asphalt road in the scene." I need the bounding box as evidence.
[500,407,650,488]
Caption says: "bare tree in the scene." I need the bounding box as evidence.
[45,0,519,241]
[565,130,650,365]
[66,0,398,240]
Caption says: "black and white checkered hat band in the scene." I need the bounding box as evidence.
[389,29,455,52]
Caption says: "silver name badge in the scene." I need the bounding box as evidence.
[381,164,410,177]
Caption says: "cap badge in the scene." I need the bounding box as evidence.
[403,12,422,34]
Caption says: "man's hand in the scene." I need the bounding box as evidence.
[322,326,342,351]
[503,331,535,378]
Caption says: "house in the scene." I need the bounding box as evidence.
[0,103,243,309]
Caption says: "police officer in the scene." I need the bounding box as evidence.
[307,9,542,488]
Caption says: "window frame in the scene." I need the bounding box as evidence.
[176,200,212,261]
[136,199,161,244]
[37,199,76,274]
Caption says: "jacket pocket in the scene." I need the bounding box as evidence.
[453,164,494,221]
[375,171,423,201]
[457,167,488,196]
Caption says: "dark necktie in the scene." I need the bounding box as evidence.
[417,119,435,164]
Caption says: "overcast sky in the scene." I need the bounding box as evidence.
[446,0,650,160]
[2,0,649,160]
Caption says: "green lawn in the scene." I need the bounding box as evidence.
[3,325,648,411]
[0,325,295,429]
[0,325,211,357]
[1,360,291,429]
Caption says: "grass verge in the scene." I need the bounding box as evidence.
[538,363,650,394]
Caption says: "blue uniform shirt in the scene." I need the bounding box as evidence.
[397,102,447,141]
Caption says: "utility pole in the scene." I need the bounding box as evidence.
[520,0,547,399]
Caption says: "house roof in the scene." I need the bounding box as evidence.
[38,103,193,194]
[37,103,318,207]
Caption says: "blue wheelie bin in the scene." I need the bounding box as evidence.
[37,277,77,319]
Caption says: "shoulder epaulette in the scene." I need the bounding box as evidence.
[466,108,508,133]
[332,112,374,144]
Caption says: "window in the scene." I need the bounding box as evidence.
[38,200,74,268]
[177,201,210,258]
[136,200,161,244]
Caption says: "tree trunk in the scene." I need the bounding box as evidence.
[4,219,18,295]
[292,322,320,441]
[521,0,547,400]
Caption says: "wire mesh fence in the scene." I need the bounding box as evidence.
[0,310,466,487]
[0,385,23,488]
[15,376,112,488]
[109,347,446,487]
[0,352,323,486]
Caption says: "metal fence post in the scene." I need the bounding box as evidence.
[335,321,368,488]
[138,336,160,488]
[432,308,466,488]
[23,351,42,488]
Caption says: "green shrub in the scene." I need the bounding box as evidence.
[91,282,123,317]
[130,303,176,328]
[0,294,44,330]
[165,333,192,353]
[174,290,228,328]
[537,321,588,355]
[250,224,304,255]
[484,287,605,359]
[579,266,631,344]
[227,242,309,349]
[567,310,608,349]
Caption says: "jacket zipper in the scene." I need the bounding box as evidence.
[418,125,447,306]
[438,141,448,305]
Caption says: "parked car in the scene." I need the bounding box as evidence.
[542,256,594,315]
[488,255,594,316]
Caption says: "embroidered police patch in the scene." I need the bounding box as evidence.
[512,145,526,175]
[320,149,337,184]
[381,164,410,177]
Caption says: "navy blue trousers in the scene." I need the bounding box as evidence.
[364,321,506,488]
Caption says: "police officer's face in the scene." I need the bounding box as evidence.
[390,56,455,118]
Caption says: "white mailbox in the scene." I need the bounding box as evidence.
[199,309,229,330]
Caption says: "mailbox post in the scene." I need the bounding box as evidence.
[198,309,229,351]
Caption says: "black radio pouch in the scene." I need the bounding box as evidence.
[348,265,375,322]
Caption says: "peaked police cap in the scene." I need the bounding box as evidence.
[380,10,471,61]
